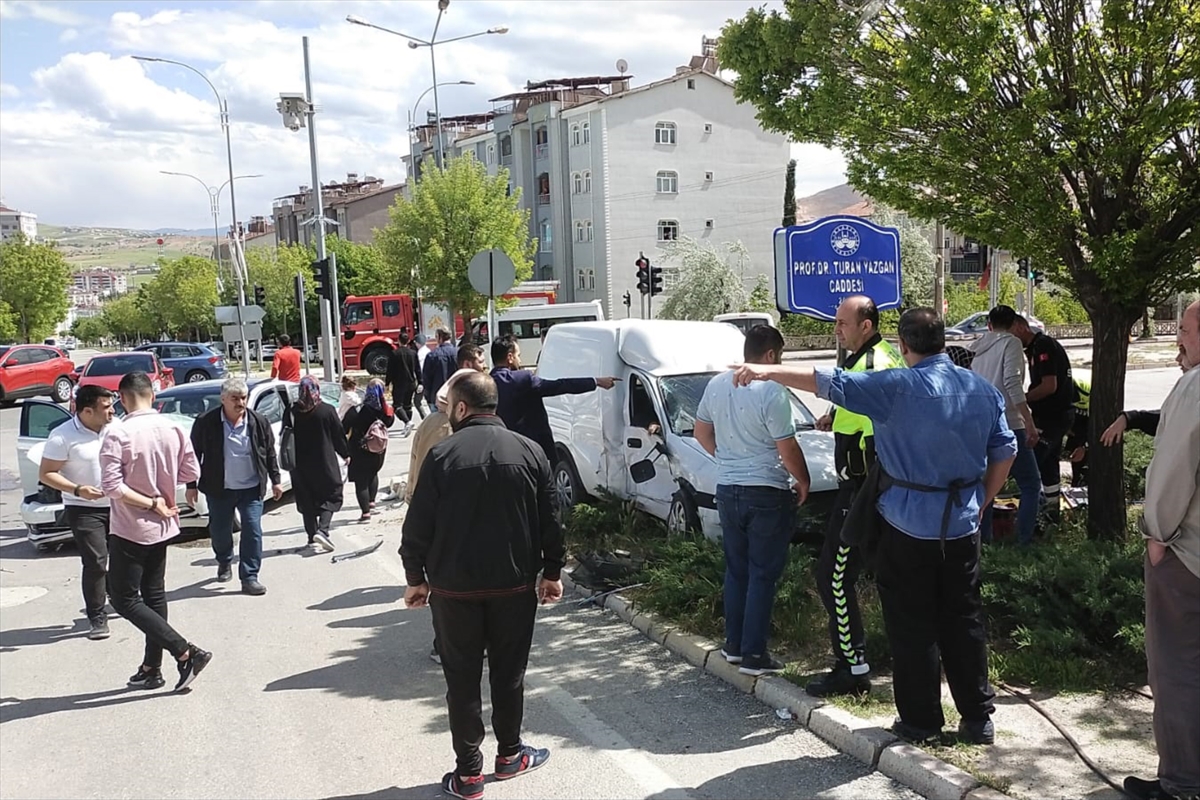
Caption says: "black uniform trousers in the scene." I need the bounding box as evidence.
[874,521,995,731]
[816,480,868,670]
[431,589,538,776]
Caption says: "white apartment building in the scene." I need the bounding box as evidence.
[0,203,38,241]
[405,41,790,317]
[72,269,128,296]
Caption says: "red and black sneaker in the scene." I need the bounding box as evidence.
[494,744,550,781]
[441,772,484,800]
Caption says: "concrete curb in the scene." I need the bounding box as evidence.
[562,570,1007,800]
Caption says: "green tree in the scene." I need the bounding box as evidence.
[783,159,797,226]
[720,0,1200,539]
[657,237,751,320]
[72,316,108,345]
[744,274,778,317]
[873,205,935,308]
[245,244,316,339]
[0,300,18,342]
[0,234,71,342]
[323,235,394,303]
[141,256,219,339]
[101,293,155,344]
[376,155,535,322]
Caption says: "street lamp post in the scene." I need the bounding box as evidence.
[407,80,474,179]
[347,4,507,170]
[134,55,252,377]
[159,171,262,288]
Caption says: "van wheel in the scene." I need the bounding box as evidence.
[554,454,587,511]
[363,346,391,376]
[52,376,73,403]
[667,491,700,535]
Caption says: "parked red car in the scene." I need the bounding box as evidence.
[72,352,175,410]
[0,344,77,405]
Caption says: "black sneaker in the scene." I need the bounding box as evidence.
[241,579,267,596]
[127,666,165,690]
[174,645,213,692]
[441,772,484,799]
[719,647,743,664]
[87,618,111,640]
[216,563,233,583]
[805,663,871,697]
[494,744,550,781]
[892,717,942,744]
[958,717,995,745]
[738,654,785,677]
[1123,776,1189,800]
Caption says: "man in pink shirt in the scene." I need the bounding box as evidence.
[100,371,212,692]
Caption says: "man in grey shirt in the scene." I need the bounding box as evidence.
[694,325,811,677]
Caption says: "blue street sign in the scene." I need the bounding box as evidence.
[773,215,903,321]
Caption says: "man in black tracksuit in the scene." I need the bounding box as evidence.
[400,371,565,800]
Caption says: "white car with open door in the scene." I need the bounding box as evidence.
[17,378,298,549]
[541,320,838,540]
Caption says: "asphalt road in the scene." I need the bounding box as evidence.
[0,416,921,800]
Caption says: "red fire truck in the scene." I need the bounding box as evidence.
[340,282,558,375]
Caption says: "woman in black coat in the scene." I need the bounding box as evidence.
[342,378,395,523]
[289,376,349,552]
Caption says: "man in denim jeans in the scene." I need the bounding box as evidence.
[694,325,812,677]
[186,377,282,595]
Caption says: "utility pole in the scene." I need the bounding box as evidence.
[988,247,1000,309]
[301,36,338,382]
[934,221,946,318]
[1027,256,1035,318]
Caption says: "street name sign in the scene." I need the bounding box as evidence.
[773,215,902,321]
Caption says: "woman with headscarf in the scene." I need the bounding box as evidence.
[288,376,349,552]
[342,378,395,523]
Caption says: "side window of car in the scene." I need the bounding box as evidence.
[7,349,33,365]
[382,300,402,319]
[27,348,53,364]
[254,389,285,424]
[629,374,661,430]
[22,402,72,438]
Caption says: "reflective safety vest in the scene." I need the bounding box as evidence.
[1073,378,1090,415]
[831,337,905,440]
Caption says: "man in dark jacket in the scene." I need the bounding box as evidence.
[401,371,565,799]
[185,377,281,595]
[422,327,459,407]
[490,334,617,466]
[386,331,419,435]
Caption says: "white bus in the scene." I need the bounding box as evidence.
[472,300,605,366]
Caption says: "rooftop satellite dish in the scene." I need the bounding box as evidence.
[616,59,628,74]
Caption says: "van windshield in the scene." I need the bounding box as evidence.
[659,373,817,438]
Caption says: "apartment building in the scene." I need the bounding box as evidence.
[72,268,128,296]
[404,40,791,317]
[272,174,405,248]
[0,203,38,241]
[214,216,276,262]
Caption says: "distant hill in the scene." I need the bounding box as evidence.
[795,183,867,221]
[38,223,209,269]
[151,227,214,237]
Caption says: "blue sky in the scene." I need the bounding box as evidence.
[0,0,847,230]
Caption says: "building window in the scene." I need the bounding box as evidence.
[540,220,552,252]
[654,122,677,145]
[686,78,696,90]
[571,124,581,146]
[656,170,678,194]
[575,221,586,242]
[577,269,587,289]
[585,220,593,242]
[657,220,679,242]
[572,172,583,194]
[581,121,590,144]
[577,269,595,290]
[486,144,495,165]
[500,135,512,158]
[582,170,591,193]
[537,173,550,205]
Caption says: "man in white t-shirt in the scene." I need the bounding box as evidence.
[38,384,118,640]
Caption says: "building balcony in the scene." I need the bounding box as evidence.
[535,143,549,160]
[537,193,551,205]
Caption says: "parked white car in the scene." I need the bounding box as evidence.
[541,320,838,540]
[17,378,298,549]
[713,312,776,335]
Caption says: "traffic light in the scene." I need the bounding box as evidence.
[650,265,663,296]
[1017,257,1030,279]
[312,257,330,299]
[1032,270,1044,287]
[635,255,650,296]
[622,290,632,309]
[253,284,266,306]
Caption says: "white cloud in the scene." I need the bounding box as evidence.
[58,27,77,43]
[0,0,88,26]
[0,0,847,229]
[0,82,21,98]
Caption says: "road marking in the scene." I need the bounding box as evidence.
[0,586,49,608]
[528,681,694,800]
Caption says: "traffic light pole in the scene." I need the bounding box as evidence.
[302,35,335,382]
[295,273,312,375]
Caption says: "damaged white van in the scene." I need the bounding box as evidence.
[540,319,838,539]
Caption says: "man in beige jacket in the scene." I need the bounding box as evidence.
[1125,299,1200,800]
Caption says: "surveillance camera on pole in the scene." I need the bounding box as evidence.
[276,93,309,132]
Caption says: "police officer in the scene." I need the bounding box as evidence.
[807,296,903,698]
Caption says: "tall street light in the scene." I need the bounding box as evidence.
[408,80,475,179]
[133,55,251,377]
[347,4,507,170]
[160,171,262,286]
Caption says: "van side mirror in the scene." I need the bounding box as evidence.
[630,459,657,484]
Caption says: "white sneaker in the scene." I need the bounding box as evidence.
[313,533,335,553]
[402,422,414,438]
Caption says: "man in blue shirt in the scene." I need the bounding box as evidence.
[732,309,1016,744]
[489,334,616,466]
[695,325,812,678]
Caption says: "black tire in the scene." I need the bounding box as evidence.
[185,370,209,383]
[52,376,73,404]
[553,451,587,511]
[364,346,391,376]
[667,490,701,535]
